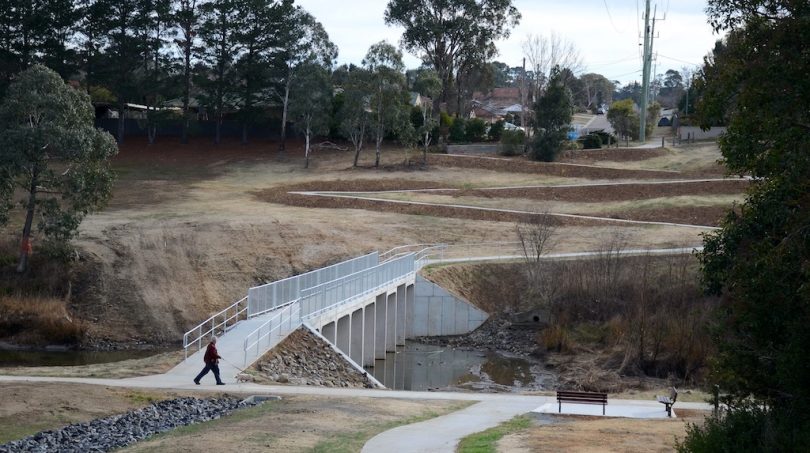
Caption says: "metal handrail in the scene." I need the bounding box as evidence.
[182,296,248,359]
[380,244,438,261]
[242,302,301,366]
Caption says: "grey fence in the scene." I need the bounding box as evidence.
[246,252,379,317]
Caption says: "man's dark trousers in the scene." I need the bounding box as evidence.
[194,362,223,384]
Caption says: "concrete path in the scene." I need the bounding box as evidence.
[0,374,712,452]
[363,399,541,453]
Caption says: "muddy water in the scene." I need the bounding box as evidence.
[0,349,168,368]
[370,341,555,392]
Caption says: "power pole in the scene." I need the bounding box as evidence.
[639,0,652,144]
[520,57,527,130]
[640,2,662,144]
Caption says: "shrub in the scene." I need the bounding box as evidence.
[465,118,487,142]
[538,325,572,353]
[499,129,525,156]
[530,133,565,161]
[448,117,466,142]
[488,120,505,141]
[582,133,602,149]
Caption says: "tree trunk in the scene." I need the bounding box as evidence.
[182,50,191,144]
[353,145,361,167]
[17,169,38,273]
[304,128,311,169]
[242,123,248,145]
[215,117,222,145]
[375,133,382,168]
[279,79,291,153]
[117,102,125,144]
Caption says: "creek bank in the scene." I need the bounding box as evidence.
[0,396,256,453]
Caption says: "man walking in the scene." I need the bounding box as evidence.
[194,337,225,385]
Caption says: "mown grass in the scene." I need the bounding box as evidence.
[456,415,533,453]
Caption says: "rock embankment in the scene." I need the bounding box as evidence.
[416,314,539,356]
[251,327,376,388]
[0,397,254,452]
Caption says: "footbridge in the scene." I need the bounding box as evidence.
[168,244,490,385]
[168,243,700,386]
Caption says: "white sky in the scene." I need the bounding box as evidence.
[295,0,722,85]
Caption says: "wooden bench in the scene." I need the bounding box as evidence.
[656,387,678,417]
[557,390,608,415]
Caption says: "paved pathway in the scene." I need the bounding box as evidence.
[0,374,712,451]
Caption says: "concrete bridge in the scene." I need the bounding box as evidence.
[168,245,488,385]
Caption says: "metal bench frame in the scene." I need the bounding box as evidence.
[557,390,608,415]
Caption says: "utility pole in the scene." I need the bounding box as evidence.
[640,2,662,144]
[639,0,652,144]
[520,57,527,130]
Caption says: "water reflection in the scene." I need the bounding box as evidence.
[369,341,550,391]
[0,349,169,368]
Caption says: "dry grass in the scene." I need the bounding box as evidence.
[0,350,184,379]
[0,296,86,344]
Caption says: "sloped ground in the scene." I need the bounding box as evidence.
[2,138,729,348]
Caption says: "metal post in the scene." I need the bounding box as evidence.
[640,0,652,144]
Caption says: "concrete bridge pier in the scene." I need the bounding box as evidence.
[350,308,363,365]
[336,315,350,355]
[374,294,387,360]
[363,302,376,367]
[322,321,336,344]
[396,284,407,346]
[385,292,397,353]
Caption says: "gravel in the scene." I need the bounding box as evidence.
[0,396,256,452]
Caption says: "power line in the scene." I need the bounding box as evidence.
[602,0,624,34]
[658,54,701,66]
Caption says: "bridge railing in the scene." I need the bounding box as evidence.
[242,301,301,366]
[183,296,248,359]
[246,252,378,317]
[300,253,415,320]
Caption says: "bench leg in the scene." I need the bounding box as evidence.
[559,402,561,413]
[603,404,605,416]
[666,404,672,417]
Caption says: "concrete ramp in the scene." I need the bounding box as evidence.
[168,309,296,384]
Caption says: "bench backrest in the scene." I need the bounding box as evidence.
[669,387,678,403]
[557,390,608,403]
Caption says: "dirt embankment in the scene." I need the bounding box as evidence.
[558,148,670,163]
[427,154,686,179]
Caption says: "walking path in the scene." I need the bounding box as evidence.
[0,373,712,452]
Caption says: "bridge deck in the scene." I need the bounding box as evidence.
[168,310,291,384]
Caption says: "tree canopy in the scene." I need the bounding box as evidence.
[680,0,810,449]
[384,0,520,113]
[0,65,118,272]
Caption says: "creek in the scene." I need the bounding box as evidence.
[370,341,555,392]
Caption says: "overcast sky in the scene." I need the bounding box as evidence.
[296,0,722,85]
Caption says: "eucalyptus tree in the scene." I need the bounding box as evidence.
[338,67,372,167]
[412,69,441,163]
[363,41,408,168]
[384,0,520,114]
[289,63,332,168]
[276,6,336,152]
[197,0,242,144]
[0,65,118,273]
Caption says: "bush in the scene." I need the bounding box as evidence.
[677,404,810,452]
[593,131,615,145]
[448,117,466,142]
[530,132,566,162]
[465,118,487,142]
[488,120,505,141]
[499,129,525,156]
[582,133,602,149]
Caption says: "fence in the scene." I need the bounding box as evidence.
[299,253,415,320]
[183,296,248,359]
[246,252,379,317]
[242,302,301,366]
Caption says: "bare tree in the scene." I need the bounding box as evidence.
[516,213,559,311]
[522,32,584,101]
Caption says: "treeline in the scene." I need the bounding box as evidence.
[0,0,338,148]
